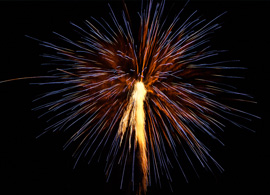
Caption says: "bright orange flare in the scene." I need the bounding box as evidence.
[118,81,148,192]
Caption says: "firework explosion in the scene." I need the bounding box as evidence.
[11,0,258,194]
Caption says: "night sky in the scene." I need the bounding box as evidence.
[0,0,268,194]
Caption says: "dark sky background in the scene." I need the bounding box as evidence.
[0,0,268,194]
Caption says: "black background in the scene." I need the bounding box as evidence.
[0,0,268,194]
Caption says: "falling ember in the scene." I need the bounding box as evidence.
[133,82,148,192]
[135,82,148,190]
[118,81,148,192]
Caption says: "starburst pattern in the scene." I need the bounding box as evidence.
[29,0,258,193]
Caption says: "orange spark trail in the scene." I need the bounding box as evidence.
[118,81,148,193]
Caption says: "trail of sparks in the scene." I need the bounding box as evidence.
[118,81,148,192]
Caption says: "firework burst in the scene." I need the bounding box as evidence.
[8,0,258,194]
